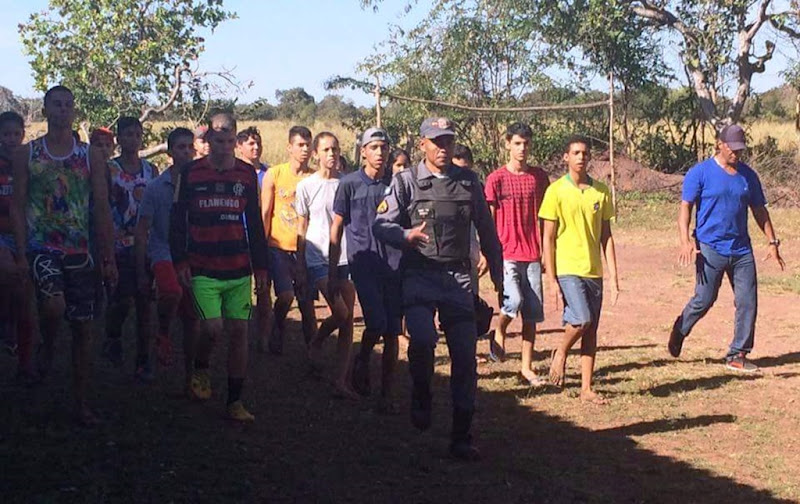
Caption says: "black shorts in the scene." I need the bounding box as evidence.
[29,251,97,322]
[109,248,152,302]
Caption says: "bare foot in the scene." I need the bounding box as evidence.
[580,390,609,405]
[332,382,361,401]
[549,349,566,387]
[520,368,547,387]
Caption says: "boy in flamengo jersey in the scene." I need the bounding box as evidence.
[103,117,158,381]
[0,111,37,383]
[135,127,197,392]
[170,113,268,422]
[12,85,117,425]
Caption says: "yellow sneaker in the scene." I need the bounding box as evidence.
[189,370,212,400]
[227,400,255,422]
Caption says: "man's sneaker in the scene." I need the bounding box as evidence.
[668,317,684,358]
[189,370,212,400]
[227,401,255,422]
[450,439,481,461]
[725,353,759,373]
[156,336,174,367]
[351,354,371,396]
[103,339,124,368]
[134,361,155,383]
[410,386,432,431]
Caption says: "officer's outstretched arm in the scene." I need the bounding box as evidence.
[373,176,411,247]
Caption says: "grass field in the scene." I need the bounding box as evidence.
[1,199,799,502]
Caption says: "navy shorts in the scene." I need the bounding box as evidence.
[558,275,603,327]
[29,250,97,322]
[351,270,402,336]
[268,247,298,297]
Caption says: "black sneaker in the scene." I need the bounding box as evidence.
[103,339,123,368]
[410,386,432,431]
[351,354,371,396]
[450,439,481,461]
[668,317,684,358]
[725,353,759,373]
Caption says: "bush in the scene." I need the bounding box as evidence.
[636,132,697,174]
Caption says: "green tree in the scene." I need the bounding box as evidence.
[275,87,317,124]
[19,0,237,129]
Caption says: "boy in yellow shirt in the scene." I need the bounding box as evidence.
[539,135,619,404]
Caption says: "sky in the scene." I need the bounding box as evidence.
[0,0,790,107]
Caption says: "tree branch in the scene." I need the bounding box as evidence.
[744,0,772,42]
[139,61,185,123]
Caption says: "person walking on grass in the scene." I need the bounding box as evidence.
[296,132,359,400]
[374,117,503,460]
[329,128,403,413]
[0,111,37,384]
[170,113,268,422]
[11,85,118,425]
[540,135,619,405]
[103,117,158,381]
[484,123,550,385]
[135,127,197,394]
[668,124,784,373]
[260,126,316,354]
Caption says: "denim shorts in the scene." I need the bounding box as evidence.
[557,275,603,326]
[501,260,544,322]
[303,263,351,301]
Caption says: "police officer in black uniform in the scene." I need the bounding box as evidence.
[373,117,503,460]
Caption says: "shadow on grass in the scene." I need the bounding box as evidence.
[643,374,761,397]
[751,351,800,368]
[0,320,791,503]
[596,357,705,377]
[597,414,736,436]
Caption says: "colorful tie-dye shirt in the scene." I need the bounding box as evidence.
[108,158,157,251]
[26,137,93,254]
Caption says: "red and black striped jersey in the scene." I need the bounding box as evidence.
[170,157,268,279]
[0,152,12,235]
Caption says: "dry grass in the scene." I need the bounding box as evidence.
[748,120,798,152]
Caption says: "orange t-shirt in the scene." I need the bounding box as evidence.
[262,162,311,251]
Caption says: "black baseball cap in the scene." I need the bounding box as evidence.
[718,124,747,151]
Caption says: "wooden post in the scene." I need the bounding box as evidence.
[374,75,382,128]
[608,72,616,210]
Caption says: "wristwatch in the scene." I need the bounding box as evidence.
[769,239,781,247]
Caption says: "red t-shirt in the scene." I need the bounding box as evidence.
[484,165,550,261]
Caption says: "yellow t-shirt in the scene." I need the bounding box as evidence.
[262,162,311,251]
[538,174,614,278]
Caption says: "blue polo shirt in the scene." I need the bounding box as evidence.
[682,158,767,256]
[138,168,176,266]
[255,162,268,192]
[333,168,401,275]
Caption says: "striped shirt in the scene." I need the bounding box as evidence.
[170,157,268,280]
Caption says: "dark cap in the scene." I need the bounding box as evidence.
[361,127,390,146]
[419,117,455,139]
[718,124,746,151]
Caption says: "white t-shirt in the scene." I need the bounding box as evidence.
[295,172,348,267]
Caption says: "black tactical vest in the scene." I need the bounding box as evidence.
[407,165,474,265]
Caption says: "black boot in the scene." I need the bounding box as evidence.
[410,382,432,431]
[450,408,479,460]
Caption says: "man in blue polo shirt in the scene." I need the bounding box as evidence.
[669,124,785,373]
[328,127,402,413]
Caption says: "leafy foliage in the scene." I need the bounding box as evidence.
[19,0,236,128]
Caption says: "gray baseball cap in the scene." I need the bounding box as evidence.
[361,127,391,146]
[718,124,747,151]
[419,117,455,139]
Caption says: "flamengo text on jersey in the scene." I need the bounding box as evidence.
[198,197,241,209]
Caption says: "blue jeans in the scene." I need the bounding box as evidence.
[501,260,544,322]
[677,242,757,358]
